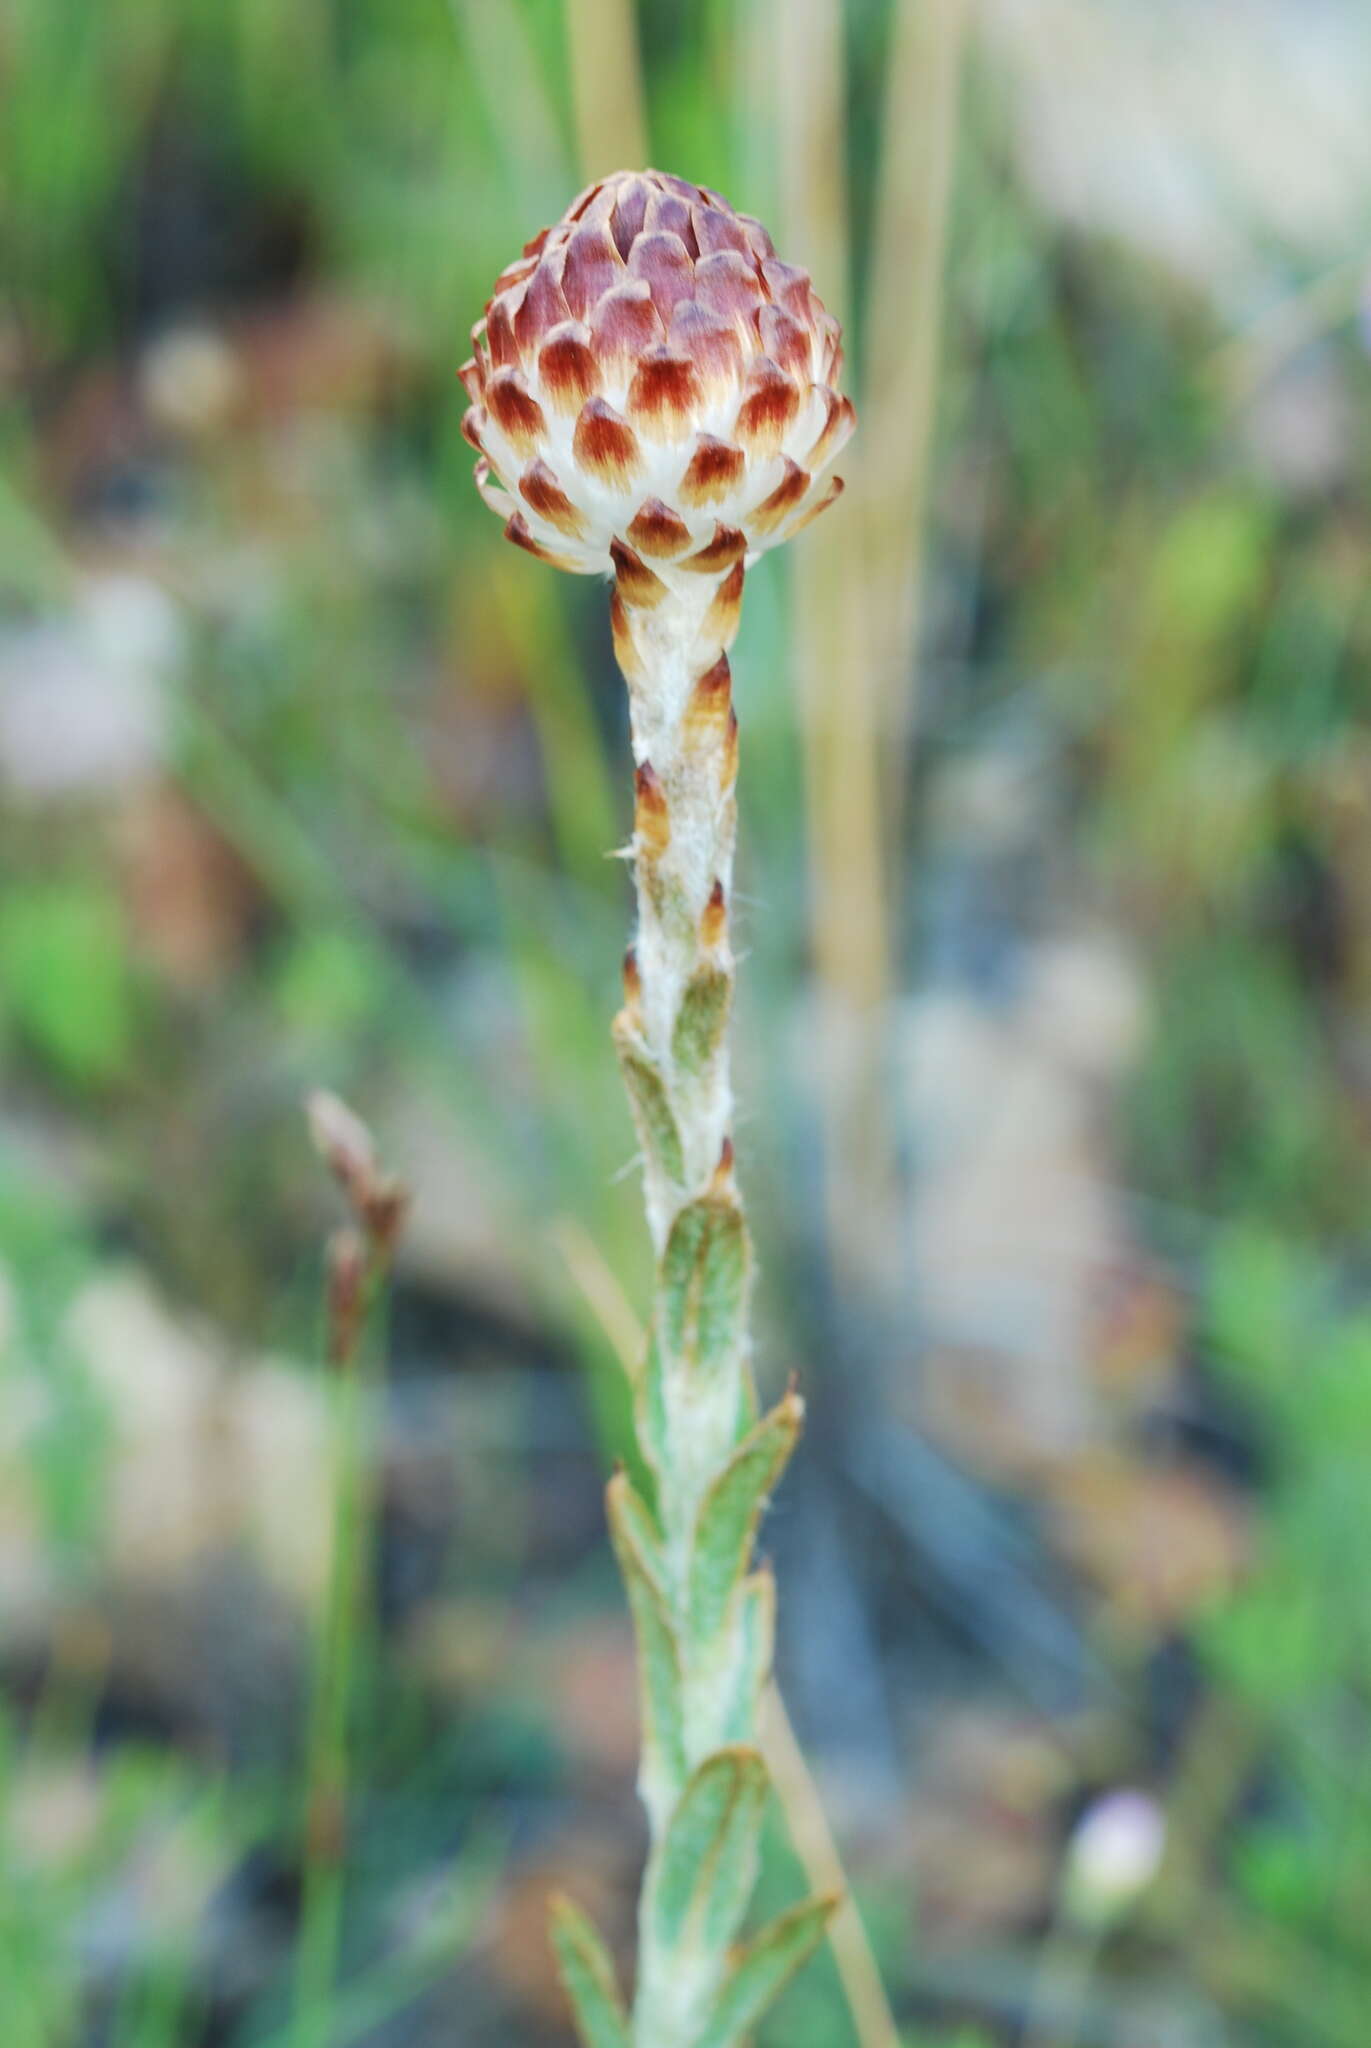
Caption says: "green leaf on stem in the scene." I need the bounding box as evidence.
[687,1197,749,1375]
[614,1026,686,1187]
[688,1392,802,1649]
[695,1894,839,2048]
[653,1192,749,1374]
[718,1570,776,1745]
[549,1894,630,2048]
[648,1746,769,1958]
[607,1472,686,1805]
[672,962,732,1073]
[640,1191,751,1479]
[609,1463,666,1577]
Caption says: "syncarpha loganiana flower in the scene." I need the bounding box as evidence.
[466,171,854,2048]
[460,168,854,584]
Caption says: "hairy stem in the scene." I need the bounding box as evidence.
[612,570,743,1253]
[549,555,833,2048]
[610,562,785,2044]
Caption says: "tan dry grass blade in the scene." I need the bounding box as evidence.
[761,1683,902,2048]
[774,0,897,1298]
[565,0,649,180]
[865,0,969,836]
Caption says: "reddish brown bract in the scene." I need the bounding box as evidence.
[539,323,599,413]
[686,656,734,742]
[486,367,546,456]
[520,459,586,538]
[610,538,669,608]
[700,877,728,948]
[633,761,671,856]
[627,498,692,558]
[734,358,800,456]
[626,347,703,440]
[750,459,811,535]
[573,397,642,486]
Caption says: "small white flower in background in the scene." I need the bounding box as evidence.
[1065,1787,1166,1922]
[0,574,181,801]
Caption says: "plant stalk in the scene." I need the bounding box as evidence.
[292,1258,382,2048]
[600,562,822,2046]
[293,1099,408,2048]
[612,573,742,1258]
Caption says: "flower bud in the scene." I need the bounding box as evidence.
[307,1087,410,1255]
[461,171,854,578]
[1064,1788,1166,1923]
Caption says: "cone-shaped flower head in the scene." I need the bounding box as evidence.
[460,169,855,580]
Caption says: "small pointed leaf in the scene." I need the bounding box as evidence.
[657,1193,749,1378]
[615,1032,686,1187]
[549,1894,630,2048]
[688,1392,801,1648]
[638,1320,671,1477]
[649,1746,769,1957]
[734,1360,759,1441]
[610,1466,666,1579]
[672,962,732,1073]
[696,1893,838,2048]
[606,1473,686,1812]
[718,1570,776,1744]
[641,1192,751,1480]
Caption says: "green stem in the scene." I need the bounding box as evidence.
[291,1267,386,2048]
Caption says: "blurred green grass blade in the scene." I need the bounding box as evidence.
[240,1825,507,2048]
[488,568,620,893]
[448,0,570,219]
[0,878,136,1089]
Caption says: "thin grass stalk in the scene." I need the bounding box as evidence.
[758,1684,903,2048]
[292,1100,409,2048]
[292,1260,377,2048]
[773,0,898,1295]
[865,0,968,841]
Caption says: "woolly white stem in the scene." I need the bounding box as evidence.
[614,573,742,1251]
[611,569,765,2044]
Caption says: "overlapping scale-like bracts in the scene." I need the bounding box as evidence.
[460,170,854,580]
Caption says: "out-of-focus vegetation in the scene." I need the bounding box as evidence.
[3,0,1371,2042]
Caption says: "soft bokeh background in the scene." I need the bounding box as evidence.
[4,1,1371,2042]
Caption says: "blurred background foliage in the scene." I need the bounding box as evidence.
[2,0,1371,2042]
